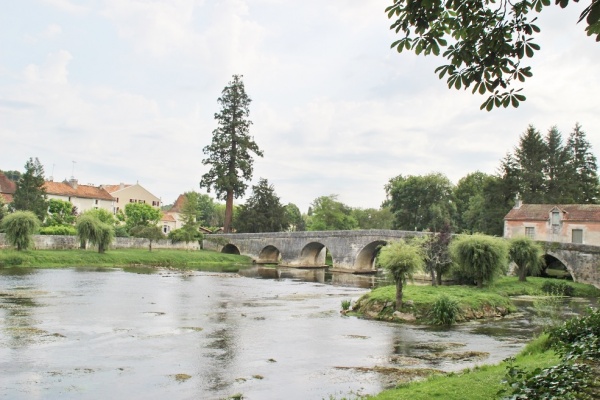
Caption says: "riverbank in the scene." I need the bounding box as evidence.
[0,248,253,270]
[350,276,600,324]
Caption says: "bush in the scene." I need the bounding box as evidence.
[1,211,40,251]
[38,225,77,236]
[341,299,352,311]
[429,295,460,326]
[450,234,508,287]
[541,281,575,297]
[114,225,129,237]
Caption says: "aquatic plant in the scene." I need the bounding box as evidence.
[429,295,460,326]
[341,299,352,311]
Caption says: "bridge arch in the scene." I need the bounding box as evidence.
[299,242,328,266]
[355,240,387,270]
[221,243,241,255]
[258,245,281,264]
[544,251,575,280]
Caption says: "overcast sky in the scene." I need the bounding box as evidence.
[2,0,599,213]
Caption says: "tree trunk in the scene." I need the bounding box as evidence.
[436,269,443,286]
[395,280,403,311]
[430,269,436,286]
[518,265,527,282]
[224,190,234,233]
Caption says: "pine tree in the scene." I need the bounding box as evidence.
[200,75,263,233]
[235,178,288,233]
[543,126,573,203]
[514,125,546,203]
[566,123,599,203]
[12,157,48,221]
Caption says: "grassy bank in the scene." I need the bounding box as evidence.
[369,335,559,400]
[351,276,600,323]
[0,248,253,271]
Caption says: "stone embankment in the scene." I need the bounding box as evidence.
[352,297,510,323]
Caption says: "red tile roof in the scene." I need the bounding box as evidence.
[168,194,187,213]
[0,193,13,203]
[161,212,176,222]
[505,204,600,222]
[0,172,16,194]
[44,181,114,201]
[102,184,132,193]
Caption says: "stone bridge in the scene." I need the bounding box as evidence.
[204,230,600,288]
[203,230,425,273]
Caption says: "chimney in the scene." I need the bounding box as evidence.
[69,178,78,189]
[514,193,522,209]
[119,182,125,190]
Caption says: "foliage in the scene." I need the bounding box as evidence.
[45,199,76,226]
[130,225,165,251]
[114,225,130,237]
[490,276,600,298]
[1,211,40,250]
[385,0,600,111]
[421,222,453,285]
[541,280,575,296]
[235,178,288,233]
[499,124,599,205]
[168,227,203,244]
[341,299,352,311]
[284,203,305,231]
[351,207,393,230]
[200,75,263,233]
[0,169,21,182]
[500,308,600,399]
[429,295,460,326]
[11,157,48,220]
[454,171,491,233]
[124,202,161,232]
[76,214,114,253]
[377,240,424,310]
[384,172,456,231]
[179,192,201,232]
[38,225,77,236]
[82,208,116,225]
[450,234,508,287]
[307,194,358,231]
[509,236,544,282]
[0,196,7,228]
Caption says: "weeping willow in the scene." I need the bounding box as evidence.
[1,211,40,251]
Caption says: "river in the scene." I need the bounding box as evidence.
[0,266,592,400]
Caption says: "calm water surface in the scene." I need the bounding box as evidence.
[0,266,590,400]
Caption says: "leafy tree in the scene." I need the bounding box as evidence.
[197,193,219,227]
[377,240,424,310]
[284,203,305,231]
[11,157,48,220]
[124,203,161,232]
[180,192,200,231]
[168,227,203,244]
[450,234,508,287]
[454,171,490,233]
[509,236,545,281]
[1,211,40,250]
[0,170,21,182]
[385,0,600,110]
[566,123,599,203]
[351,207,393,230]
[0,196,7,228]
[130,225,165,251]
[384,172,456,231]
[307,195,358,231]
[75,214,114,253]
[82,208,116,225]
[200,75,263,233]
[46,199,76,226]
[422,222,453,285]
[235,178,288,233]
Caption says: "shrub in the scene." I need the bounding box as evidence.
[341,299,352,311]
[114,225,129,237]
[450,234,508,287]
[1,211,40,251]
[38,225,77,236]
[429,295,460,326]
[542,281,575,297]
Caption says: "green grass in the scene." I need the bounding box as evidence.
[490,276,600,297]
[0,248,253,271]
[368,336,559,400]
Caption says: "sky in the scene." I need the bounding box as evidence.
[2,0,599,213]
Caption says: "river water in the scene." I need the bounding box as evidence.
[0,266,593,400]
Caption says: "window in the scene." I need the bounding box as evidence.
[163,225,169,234]
[572,229,583,244]
[525,227,535,239]
[551,211,560,225]
[94,199,99,205]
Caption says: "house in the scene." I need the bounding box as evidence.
[0,171,16,204]
[101,182,161,215]
[504,199,600,246]
[161,194,214,235]
[44,179,115,214]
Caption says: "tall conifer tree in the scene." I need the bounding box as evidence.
[200,75,263,233]
[566,123,599,203]
[514,125,546,203]
[12,157,48,221]
[543,126,572,203]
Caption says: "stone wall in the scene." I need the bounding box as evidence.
[0,233,200,251]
